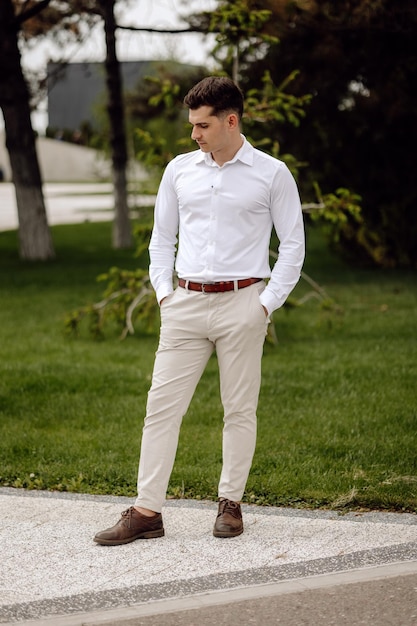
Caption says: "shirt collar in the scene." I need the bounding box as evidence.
[196,135,254,167]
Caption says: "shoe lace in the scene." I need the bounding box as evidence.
[218,499,241,518]
[121,507,134,528]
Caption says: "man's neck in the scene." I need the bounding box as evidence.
[211,136,244,167]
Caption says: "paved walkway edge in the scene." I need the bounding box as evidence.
[6,560,417,626]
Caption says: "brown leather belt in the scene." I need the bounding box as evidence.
[178,277,262,293]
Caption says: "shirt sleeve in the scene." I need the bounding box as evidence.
[259,163,305,314]
[148,161,179,304]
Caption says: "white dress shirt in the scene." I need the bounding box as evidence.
[149,136,305,314]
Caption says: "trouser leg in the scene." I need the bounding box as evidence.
[214,283,269,501]
[135,289,213,512]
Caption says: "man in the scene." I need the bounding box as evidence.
[94,76,305,545]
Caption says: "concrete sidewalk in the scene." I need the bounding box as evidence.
[1,488,416,625]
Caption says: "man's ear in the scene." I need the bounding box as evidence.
[227,113,240,129]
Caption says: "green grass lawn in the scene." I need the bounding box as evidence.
[0,221,416,512]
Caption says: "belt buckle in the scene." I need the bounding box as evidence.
[201,282,215,293]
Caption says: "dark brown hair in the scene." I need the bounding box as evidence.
[183,76,244,120]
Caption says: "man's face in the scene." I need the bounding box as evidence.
[188,105,231,156]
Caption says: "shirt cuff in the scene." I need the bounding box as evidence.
[155,284,174,305]
[259,290,278,315]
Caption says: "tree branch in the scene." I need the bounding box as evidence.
[14,0,52,26]
[117,24,207,34]
[123,284,153,339]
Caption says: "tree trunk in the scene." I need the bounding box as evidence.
[101,0,132,249]
[0,0,54,260]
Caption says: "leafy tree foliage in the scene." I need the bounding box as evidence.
[124,61,207,170]
[243,0,417,267]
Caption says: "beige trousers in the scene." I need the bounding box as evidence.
[135,281,269,512]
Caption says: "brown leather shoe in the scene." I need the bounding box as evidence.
[213,499,243,538]
[94,507,164,545]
